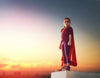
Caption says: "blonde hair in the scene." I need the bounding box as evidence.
[63,17,71,23]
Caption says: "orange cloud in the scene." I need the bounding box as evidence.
[0,64,8,67]
[11,64,21,68]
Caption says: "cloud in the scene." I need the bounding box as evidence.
[0,64,8,67]
[0,58,7,61]
[0,58,10,61]
[11,64,21,68]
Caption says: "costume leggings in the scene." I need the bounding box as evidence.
[61,41,70,64]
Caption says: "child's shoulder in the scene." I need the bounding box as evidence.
[68,26,73,30]
[69,26,73,29]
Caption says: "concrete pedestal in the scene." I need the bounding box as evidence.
[51,71,100,78]
[51,71,69,78]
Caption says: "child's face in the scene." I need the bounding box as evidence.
[63,19,70,27]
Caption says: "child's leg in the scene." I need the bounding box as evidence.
[65,44,70,65]
[64,43,71,70]
[57,41,70,71]
[66,44,71,66]
[61,41,70,67]
[61,41,67,65]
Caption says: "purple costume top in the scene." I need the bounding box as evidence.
[61,26,73,43]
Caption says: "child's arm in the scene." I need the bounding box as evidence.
[59,42,61,49]
[68,27,73,46]
[59,27,65,49]
[69,34,72,42]
[68,34,72,46]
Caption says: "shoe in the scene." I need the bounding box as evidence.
[56,68,62,71]
[66,66,70,71]
[56,66,65,71]
[63,66,70,71]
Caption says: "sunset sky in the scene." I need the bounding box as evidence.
[0,0,100,73]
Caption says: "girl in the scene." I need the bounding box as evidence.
[58,17,77,71]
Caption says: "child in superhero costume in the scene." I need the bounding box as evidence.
[58,17,77,71]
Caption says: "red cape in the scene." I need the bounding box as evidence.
[61,28,77,66]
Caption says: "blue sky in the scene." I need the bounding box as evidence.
[1,0,99,40]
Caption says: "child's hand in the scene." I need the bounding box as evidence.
[59,44,61,49]
[67,41,72,46]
